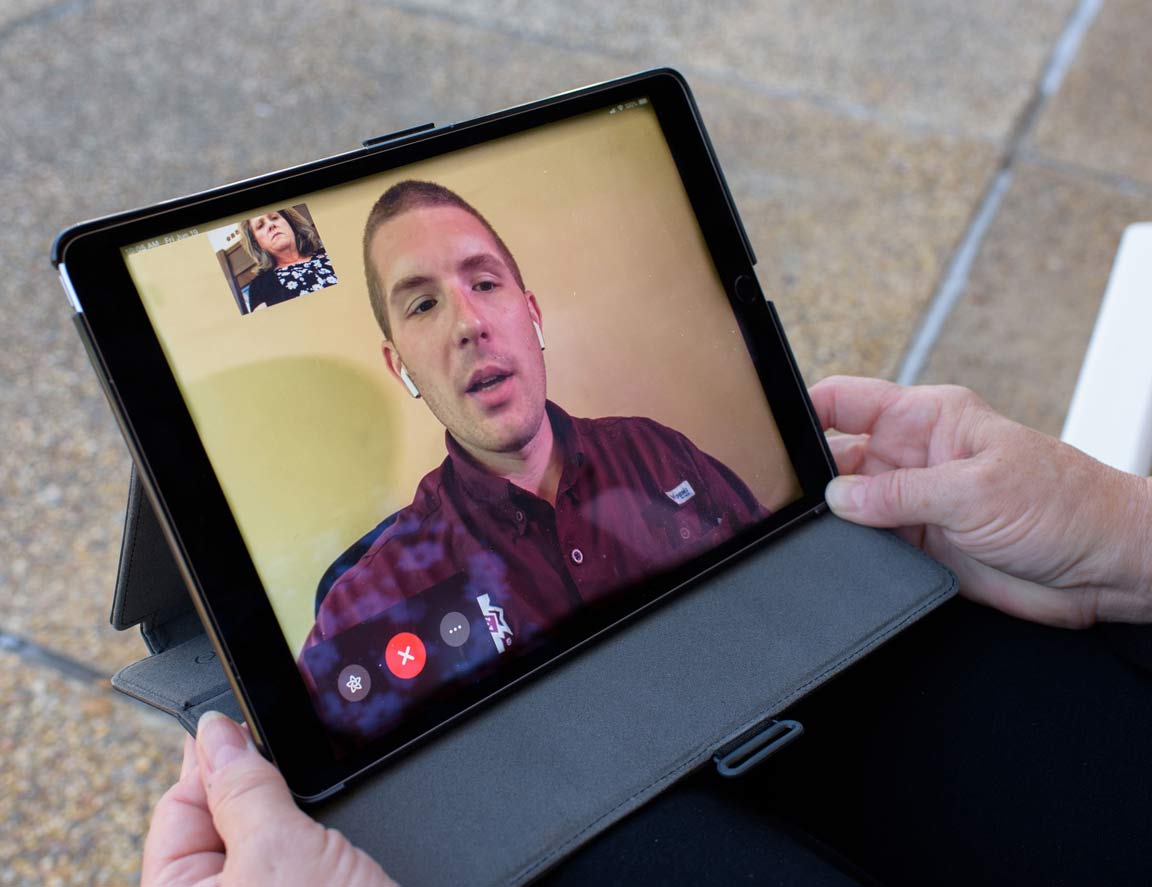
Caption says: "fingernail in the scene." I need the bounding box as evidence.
[180,734,198,781]
[197,710,249,773]
[826,475,866,514]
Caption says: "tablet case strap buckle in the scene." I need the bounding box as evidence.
[713,718,804,777]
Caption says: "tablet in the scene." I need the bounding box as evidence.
[54,69,835,801]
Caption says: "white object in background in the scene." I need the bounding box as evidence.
[1061,223,1152,475]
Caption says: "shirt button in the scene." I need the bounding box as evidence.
[570,548,584,565]
[514,509,525,523]
[679,526,692,540]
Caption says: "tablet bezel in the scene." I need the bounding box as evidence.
[55,69,836,800]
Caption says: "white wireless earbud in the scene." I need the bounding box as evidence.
[533,321,546,351]
[400,365,421,399]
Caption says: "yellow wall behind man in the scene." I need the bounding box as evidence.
[125,104,800,655]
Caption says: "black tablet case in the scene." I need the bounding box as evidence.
[110,471,955,886]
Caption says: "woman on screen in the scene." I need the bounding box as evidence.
[239,206,338,311]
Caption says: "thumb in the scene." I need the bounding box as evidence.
[825,465,964,529]
[195,711,308,845]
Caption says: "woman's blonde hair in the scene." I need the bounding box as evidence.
[239,206,323,271]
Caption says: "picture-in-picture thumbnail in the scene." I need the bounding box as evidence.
[208,204,339,315]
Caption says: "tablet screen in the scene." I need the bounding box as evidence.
[118,97,802,755]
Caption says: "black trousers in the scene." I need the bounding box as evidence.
[544,599,1152,886]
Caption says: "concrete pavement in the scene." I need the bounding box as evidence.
[2,0,1149,882]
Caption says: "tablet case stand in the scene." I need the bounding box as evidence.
[110,470,955,886]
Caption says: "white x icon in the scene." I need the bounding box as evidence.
[397,645,414,666]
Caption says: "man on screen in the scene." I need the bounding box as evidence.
[302,181,768,652]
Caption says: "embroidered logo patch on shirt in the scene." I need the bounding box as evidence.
[665,480,696,506]
[476,593,514,654]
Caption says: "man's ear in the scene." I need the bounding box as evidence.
[382,340,421,399]
[525,291,546,350]
[525,290,542,331]
[381,339,403,382]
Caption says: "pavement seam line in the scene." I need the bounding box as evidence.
[895,168,1015,387]
[382,0,990,142]
[1021,150,1152,198]
[895,0,1105,385]
[0,627,109,683]
[0,0,92,48]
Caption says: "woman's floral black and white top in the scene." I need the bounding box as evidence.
[246,249,338,312]
[273,249,338,294]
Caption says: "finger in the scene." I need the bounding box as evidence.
[891,524,925,549]
[824,463,969,529]
[826,433,869,476]
[195,711,312,849]
[827,434,902,479]
[194,713,398,886]
[943,551,1097,629]
[809,376,903,434]
[179,734,196,782]
[181,733,209,810]
[1094,587,1152,624]
[141,735,225,886]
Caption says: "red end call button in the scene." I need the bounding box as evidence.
[385,632,426,680]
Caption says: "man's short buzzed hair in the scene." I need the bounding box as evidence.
[362,180,526,339]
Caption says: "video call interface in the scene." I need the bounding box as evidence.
[122,98,803,754]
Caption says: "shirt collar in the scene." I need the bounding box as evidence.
[444,401,585,508]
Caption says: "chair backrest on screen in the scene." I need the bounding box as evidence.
[314,511,401,615]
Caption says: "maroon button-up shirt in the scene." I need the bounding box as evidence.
[303,403,768,654]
